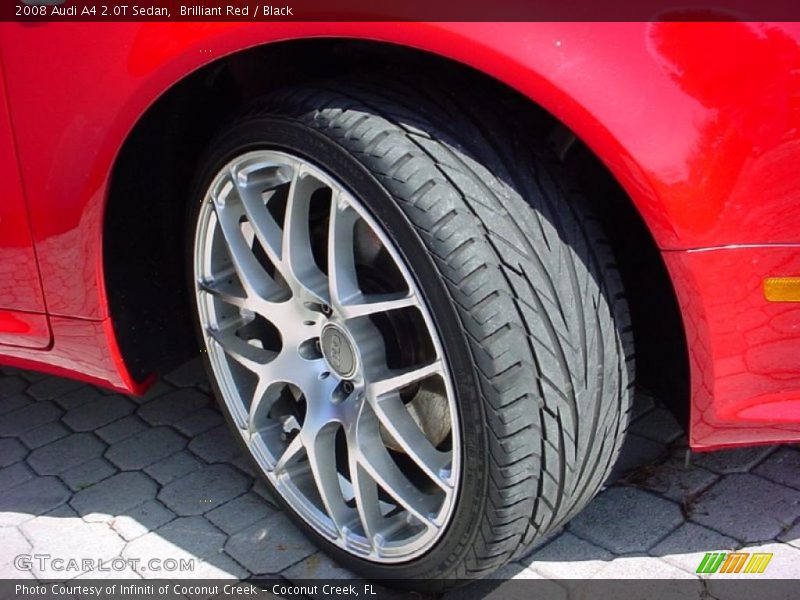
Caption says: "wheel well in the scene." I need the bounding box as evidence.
[104,38,689,421]
[563,142,690,423]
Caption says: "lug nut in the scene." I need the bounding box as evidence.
[321,304,332,316]
[342,380,354,394]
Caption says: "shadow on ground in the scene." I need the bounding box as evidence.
[1,360,799,597]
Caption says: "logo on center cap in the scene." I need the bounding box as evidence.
[320,324,357,378]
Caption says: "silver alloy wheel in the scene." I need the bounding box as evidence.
[193,150,461,562]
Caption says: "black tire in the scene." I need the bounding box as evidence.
[189,78,634,587]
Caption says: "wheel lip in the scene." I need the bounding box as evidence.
[192,148,463,564]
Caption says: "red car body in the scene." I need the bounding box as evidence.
[1,21,799,451]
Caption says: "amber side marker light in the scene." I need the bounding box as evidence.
[764,277,800,302]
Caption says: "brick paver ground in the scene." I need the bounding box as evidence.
[1,360,799,592]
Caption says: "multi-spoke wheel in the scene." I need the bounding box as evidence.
[194,151,459,561]
[189,80,633,587]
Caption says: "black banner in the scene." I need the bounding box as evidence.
[6,0,800,22]
[1,579,799,600]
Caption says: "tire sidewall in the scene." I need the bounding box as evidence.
[186,116,488,580]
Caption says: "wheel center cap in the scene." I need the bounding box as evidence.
[320,323,358,379]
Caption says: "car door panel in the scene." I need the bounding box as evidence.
[0,55,51,348]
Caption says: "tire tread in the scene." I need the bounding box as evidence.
[247,78,634,582]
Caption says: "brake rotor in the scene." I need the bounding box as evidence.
[381,383,452,451]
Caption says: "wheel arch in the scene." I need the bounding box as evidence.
[103,33,688,419]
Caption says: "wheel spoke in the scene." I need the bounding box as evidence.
[347,437,382,548]
[230,165,285,269]
[327,192,361,308]
[208,325,276,375]
[245,351,330,430]
[282,167,329,303]
[271,433,303,475]
[338,292,418,320]
[369,392,451,490]
[247,376,276,435]
[352,405,441,528]
[367,360,444,398]
[198,275,249,310]
[212,190,286,302]
[304,425,354,534]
